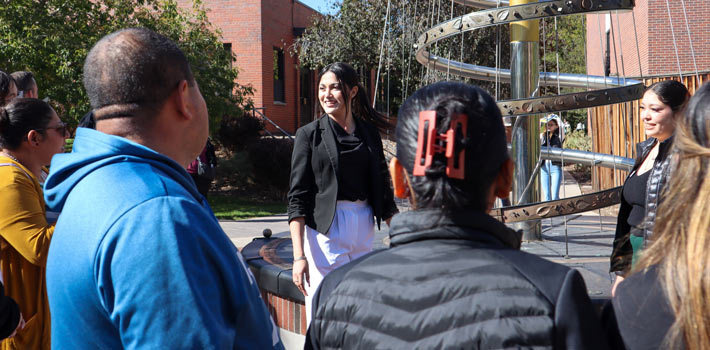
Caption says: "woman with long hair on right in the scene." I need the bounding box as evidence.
[612,82,710,349]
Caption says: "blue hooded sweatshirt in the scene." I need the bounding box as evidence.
[44,128,283,350]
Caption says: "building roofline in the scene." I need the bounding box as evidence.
[294,0,326,15]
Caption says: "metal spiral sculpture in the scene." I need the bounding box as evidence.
[415,0,642,222]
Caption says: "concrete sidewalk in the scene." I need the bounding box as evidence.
[220,170,616,298]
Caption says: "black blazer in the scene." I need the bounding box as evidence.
[287,115,398,234]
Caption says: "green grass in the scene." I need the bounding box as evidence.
[207,194,286,220]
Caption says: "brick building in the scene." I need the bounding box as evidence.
[177,0,321,133]
[586,0,710,77]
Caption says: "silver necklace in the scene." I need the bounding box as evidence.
[0,152,20,163]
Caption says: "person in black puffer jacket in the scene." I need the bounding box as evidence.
[305,82,610,350]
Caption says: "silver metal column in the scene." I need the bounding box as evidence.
[510,1,541,241]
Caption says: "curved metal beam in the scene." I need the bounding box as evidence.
[415,0,642,116]
[540,147,634,171]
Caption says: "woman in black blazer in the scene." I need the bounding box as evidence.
[287,62,398,322]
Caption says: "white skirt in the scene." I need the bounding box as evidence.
[303,200,375,323]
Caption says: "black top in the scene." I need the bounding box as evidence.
[306,209,610,350]
[611,265,682,349]
[329,117,370,201]
[542,132,562,148]
[622,170,651,230]
[542,133,563,166]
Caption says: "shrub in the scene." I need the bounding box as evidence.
[246,137,294,199]
[563,130,592,178]
[214,151,253,190]
[564,130,591,152]
[218,114,264,153]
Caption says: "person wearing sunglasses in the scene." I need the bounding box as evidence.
[0,98,68,349]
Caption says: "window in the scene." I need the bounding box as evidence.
[223,43,233,68]
[273,48,285,103]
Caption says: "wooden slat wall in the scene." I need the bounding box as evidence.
[589,72,710,190]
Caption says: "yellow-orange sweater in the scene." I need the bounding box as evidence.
[0,156,52,350]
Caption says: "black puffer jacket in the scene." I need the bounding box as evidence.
[306,209,609,350]
[610,137,673,274]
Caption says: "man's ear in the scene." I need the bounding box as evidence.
[389,157,409,199]
[494,158,514,199]
[173,80,193,121]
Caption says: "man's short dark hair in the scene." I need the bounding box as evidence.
[83,27,194,121]
[10,71,36,93]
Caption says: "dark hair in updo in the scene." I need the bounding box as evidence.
[0,98,55,150]
[646,80,689,112]
[0,71,15,106]
[396,82,508,211]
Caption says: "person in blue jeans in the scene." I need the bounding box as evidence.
[541,117,564,201]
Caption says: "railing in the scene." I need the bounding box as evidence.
[250,107,294,141]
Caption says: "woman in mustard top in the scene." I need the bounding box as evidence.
[0,98,68,349]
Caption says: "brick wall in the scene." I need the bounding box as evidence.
[262,290,307,335]
[587,0,710,77]
[177,0,319,133]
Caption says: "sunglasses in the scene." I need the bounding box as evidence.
[39,122,70,137]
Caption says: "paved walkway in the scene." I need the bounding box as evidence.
[220,170,616,298]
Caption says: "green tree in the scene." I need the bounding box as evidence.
[0,0,252,132]
[540,15,588,131]
[292,0,511,117]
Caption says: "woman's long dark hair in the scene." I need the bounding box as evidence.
[318,63,392,131]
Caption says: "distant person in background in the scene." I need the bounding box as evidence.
[187,138,216,197]
[611,81,710,350]
[10,72,37,99]
[0,72,17,106]
[541,115,564,201]
[610,80,689,296]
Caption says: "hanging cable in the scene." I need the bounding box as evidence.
[373,0,392,108]
[631,11,644,79]
[404,0,418,99]
[679,0,700,82]
[663,0,684,80]
[595,15,607,230]
[494,0,502,100]
[446,0,455,80]
[596,15,608,89]
[608,12,621,185]
[612,11,627,85]
[459,0,466,84]
[608,12,623,86]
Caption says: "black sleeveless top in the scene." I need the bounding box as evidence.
[622,170,651,230]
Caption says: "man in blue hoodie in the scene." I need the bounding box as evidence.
[44,28,283,349]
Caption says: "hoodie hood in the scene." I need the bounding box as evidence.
[44,127,200,213]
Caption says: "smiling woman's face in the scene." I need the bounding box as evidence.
[640,90,676,141]
[318,72,352,120]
